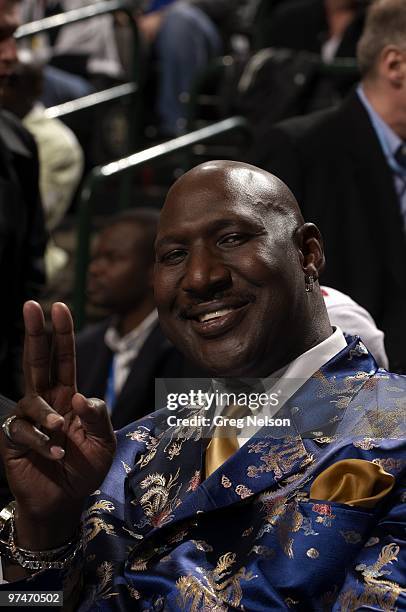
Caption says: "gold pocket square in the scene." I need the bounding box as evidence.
[310,459,395,509]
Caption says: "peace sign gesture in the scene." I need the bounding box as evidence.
[0,301,116,551]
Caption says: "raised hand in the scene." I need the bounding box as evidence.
[0,301,116,550]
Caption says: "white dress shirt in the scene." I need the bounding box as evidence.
[357,85,406,229]
[104,309,158,411]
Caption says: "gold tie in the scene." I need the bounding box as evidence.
[205,404,248,478]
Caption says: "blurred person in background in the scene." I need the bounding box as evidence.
[48,0,124,86]
[252,0,369,59]
[0,51,84,280]
[237,1,368,155]
[251,0,406,373]
[321,285,388,368]
[0,0,46,399]
[20,0,123,105]
[76,209,203,429]
[137,0,249,136]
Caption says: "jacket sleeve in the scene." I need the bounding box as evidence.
[9,113,48,299]
[0,112,47,397]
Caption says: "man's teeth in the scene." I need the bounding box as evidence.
[198,308,235,323]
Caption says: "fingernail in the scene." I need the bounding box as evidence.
[46,414,64,428]
[33,427,50,444]
[50,445,65,459]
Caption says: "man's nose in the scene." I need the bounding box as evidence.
[88,258,104,277]
[181,248,231,297]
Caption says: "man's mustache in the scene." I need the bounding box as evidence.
[179,292,257,319]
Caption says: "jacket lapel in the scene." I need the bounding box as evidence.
[76,321,112,399]
[341,92,406,291]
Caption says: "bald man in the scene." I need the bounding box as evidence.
[0,162,404,610]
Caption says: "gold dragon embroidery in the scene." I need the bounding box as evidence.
[246,437,308,480]
[260,497,315,558]
[138,469,182,527]
[82,500,116,547]
[126,585,141,600]
[92,561,119,600]
[162,403,206,458]
[176,552,254,611]
[134,430,162,469]
[340,543,405,611]
[187,470,202,492]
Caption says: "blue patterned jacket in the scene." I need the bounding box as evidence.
[3,337,405,611]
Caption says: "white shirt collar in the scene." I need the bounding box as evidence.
[104,309,158,354]
[264,325,347,389]
[357,85,403,163]
[215,326,346,402]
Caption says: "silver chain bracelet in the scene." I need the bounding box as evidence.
[0,502,83,571]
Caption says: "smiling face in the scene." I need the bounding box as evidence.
[154,162,326,377]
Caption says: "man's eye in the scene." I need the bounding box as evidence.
[160,250,186,264]
[217,233,247,247]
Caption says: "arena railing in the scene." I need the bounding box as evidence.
[15,0,142,150]
[73,115,249,329]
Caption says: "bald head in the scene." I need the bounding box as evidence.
[162,160,304,232]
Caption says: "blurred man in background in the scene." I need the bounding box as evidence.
[76,209,202,429]
[0,0,46,399]
[252,0,368,58]
[1,51,84,280]
[137,0,248,135]
[252,0,406,372]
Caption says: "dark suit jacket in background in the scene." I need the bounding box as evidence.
[252,0,366,56]
[0,110,47,399]
[76,319,204,430]
[251,90,406,372]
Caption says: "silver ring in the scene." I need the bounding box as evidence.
[1,415,18,443]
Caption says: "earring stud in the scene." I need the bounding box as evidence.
[305,275,315,293]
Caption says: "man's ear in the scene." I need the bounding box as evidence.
[295,223,326,279]
[380,45,406,87]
